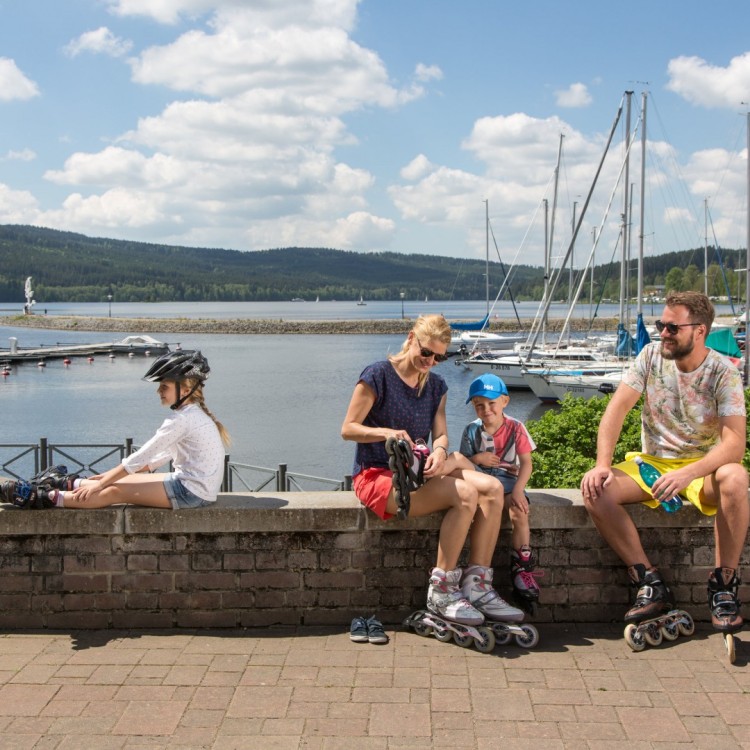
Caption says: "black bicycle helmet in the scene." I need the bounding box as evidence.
[143,350,210,383]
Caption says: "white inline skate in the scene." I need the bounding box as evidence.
[623,565,694,652]
[403,567,496,653]
[462,565,539,649]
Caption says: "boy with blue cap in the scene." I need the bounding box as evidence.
[460,373,542,613]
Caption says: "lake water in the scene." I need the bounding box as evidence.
[0,300,737,483]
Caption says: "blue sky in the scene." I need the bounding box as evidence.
[1,0,750,269]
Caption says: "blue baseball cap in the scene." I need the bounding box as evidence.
[466,373,509,403]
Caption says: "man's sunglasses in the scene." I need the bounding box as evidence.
[655,320,702,335]
[416,336,448,363]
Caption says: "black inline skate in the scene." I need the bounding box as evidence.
[510,546,543,616]
[623,565,694,652]
[385,437,428,519]
[31,464,81,491]
[708,567,742,663]
[0,479,57,510]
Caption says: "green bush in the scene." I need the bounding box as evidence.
[527,388,750,488]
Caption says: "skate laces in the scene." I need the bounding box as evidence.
[516,568,543,591]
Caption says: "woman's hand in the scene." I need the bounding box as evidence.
[422,447,446,478]
[71,480,104,503]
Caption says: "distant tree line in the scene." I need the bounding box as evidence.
[0,224,746,304]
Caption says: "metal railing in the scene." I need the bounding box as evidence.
[0,439,352,492]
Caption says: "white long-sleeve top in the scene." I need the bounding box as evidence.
[121,403,225,502]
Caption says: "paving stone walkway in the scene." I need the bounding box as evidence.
[0,623,747,749]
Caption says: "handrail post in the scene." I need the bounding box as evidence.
[277,464,287,492]
[222,454,230,492]
[344,474,353,491]
[40,437,48,471]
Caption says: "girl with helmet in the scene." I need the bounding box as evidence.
[2,350,229,510]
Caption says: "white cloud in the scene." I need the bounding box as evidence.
[64,27,133,58]
[667,52,750,108]
[0,58,39,101]
[0,183,41,222]
[555,82,592,108]
[415,63,442,82]
[3,149,36,162]
[401,155,435,181]
[106,0,359,28]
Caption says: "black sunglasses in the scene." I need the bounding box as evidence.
[655,320,702,335]
[415,336,448,363]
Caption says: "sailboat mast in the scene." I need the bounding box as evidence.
[619,91,633,323]
[744,110,750,385]
[485,199,490,317]
[637,91,647,317]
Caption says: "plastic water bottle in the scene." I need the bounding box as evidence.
[633,456,682,513]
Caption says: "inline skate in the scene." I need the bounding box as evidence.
[623,565,694,651]
[403,567,496,652]
[385,437,429,519]
[462,565,539,649]
[0,479,57,510]
[708,567,743,664]
[510,546,544,616]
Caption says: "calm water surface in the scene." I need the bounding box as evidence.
[0,323,551,482]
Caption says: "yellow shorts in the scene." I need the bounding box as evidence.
[615,451,715,517]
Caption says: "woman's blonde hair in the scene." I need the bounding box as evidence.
[182,379,231,447]
[388,314,451,394]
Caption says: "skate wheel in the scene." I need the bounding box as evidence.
[434,627,453,643]
[662,619,680,641]
[624,623,646,652]
[725,633,736,664]
[643,624,663,647]
[413,622,432,637]
[678,613,695,637]
[474,626,496,654]
[493,630,512,646]
[453,631,473,648]
[515,624,539,649]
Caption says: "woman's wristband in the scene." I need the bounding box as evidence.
[434,445,448,456]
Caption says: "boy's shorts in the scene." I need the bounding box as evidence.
[353,468,394,520]
[477,466,530,500]
[615,451,714,516]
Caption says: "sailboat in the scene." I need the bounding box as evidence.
[448,200,526,354]
[356,295,366,306]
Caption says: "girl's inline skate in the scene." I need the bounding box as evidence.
[462,565,539,649]
[510,546,543,616]
[623,565,694,651]
[708,567,743,664]
[403,567,496,652]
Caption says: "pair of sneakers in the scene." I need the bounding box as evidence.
[427,566,524,625]
[349,615,389,645]
[385,437,430,519]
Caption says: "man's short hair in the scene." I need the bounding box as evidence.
[664,290,714,330]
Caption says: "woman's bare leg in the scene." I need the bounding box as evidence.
[62,474,171,509]
[385,474,479,571]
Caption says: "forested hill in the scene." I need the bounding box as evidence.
[0,224,744,303]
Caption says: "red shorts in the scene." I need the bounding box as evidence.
[353,468,394,520]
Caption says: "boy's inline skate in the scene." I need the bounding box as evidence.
[623,565,694,652]
[510,546,544,616]
[403,567,496,653]
[708,567,743,664]
[462,565,539,648]
[385,437,429,519]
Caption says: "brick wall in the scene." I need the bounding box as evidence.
[0,490,743,629]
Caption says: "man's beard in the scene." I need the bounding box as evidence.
[660,338,694,361]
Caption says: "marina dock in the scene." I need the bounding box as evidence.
[0,335,170,364]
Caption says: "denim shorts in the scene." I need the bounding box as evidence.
[163,477,212,509]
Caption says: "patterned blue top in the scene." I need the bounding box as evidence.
[352,359,448,477]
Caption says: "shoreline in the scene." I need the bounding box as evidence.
[0,314,623,336]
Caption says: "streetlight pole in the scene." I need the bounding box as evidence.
[107,293,113,318]
[400,292,405,320]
